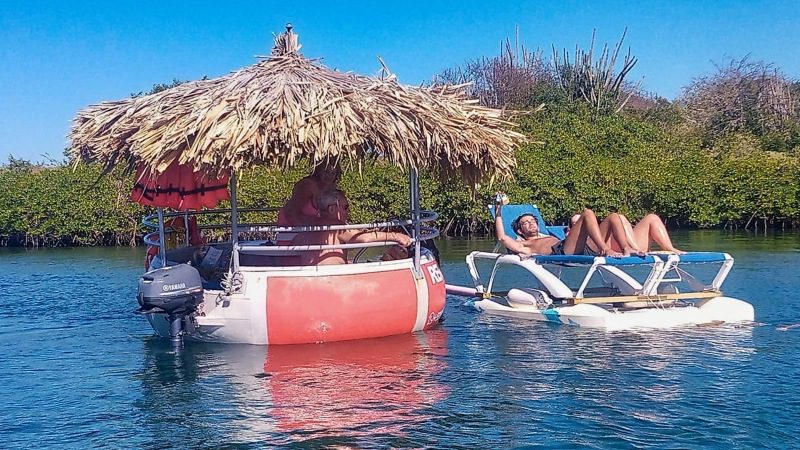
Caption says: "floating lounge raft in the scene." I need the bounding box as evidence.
[446,205,754,330]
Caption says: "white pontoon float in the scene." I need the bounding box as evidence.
[446,205,754,329]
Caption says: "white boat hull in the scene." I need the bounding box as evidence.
[144,256,446,345]
[453,249,754,330]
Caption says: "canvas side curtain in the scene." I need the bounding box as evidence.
[130,161,230,210]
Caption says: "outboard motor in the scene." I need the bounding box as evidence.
[137,264,204,346]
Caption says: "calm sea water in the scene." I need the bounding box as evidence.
[1,230,799,449]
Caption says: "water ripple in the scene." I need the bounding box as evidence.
[2,239,800,448]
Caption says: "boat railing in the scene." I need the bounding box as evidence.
[142,207,280,234]
[142,207,440,253]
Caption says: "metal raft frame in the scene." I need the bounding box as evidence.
[464,251,734,305]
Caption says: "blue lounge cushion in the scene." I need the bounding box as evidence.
[534,254,659,266]
[673,252,729,263]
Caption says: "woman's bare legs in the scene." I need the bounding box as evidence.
[600,213,647,253]
[618,214,640,250]
[631,213,684,253]
[584,212,681,254]
[594,218,612,251]
[562,209,623,257]
[597,213,644,256]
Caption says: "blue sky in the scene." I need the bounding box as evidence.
[1,1,799,163]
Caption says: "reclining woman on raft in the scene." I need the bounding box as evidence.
[494,194,641,257]
[568,212,685,254]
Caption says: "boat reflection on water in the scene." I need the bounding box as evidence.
[263,330,449,437]
[136,330,449,446]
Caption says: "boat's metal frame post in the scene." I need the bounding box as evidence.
[465,252,486,293]
[575,261,602,299]
[230,172,240,271]
[409,169,422,277]
[182,213,189,247]
[641,257,668,295]
[711,254,735,290]
[156,207,167,264]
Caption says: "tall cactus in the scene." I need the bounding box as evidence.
[552,29,638,114]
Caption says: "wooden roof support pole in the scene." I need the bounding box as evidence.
[572,291,721,305]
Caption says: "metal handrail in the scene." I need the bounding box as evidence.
[142,209,438,233]
[141,207,279,229]
[141,207,440,253]
[144,225,440,250]
[237,226,440,253]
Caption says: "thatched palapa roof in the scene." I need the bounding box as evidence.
[69,25,524,186]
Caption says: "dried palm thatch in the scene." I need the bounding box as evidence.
[69,25,525,187]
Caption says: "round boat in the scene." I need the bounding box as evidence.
[68,25,522,346]
[141,232,446,344]
[137,202,447,345]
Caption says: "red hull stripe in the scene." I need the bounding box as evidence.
[266,268,418,344]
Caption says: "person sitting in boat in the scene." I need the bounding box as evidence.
[576,212,685,254]
[278,163,342,226]
[292,189,412,265]
[494,194,637,257]
[380,244,409,261]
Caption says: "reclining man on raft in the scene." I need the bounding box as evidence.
[292,189,412,265]
[493,193,642,257]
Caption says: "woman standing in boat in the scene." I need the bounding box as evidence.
[278,163,342,226]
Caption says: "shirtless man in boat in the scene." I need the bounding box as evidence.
[494,195,638,257]
[292,189,412,265]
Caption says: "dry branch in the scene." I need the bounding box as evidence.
[681,56,800,143]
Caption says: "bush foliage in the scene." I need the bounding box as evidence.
[3,102,799,247]
[4,37,800,246]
